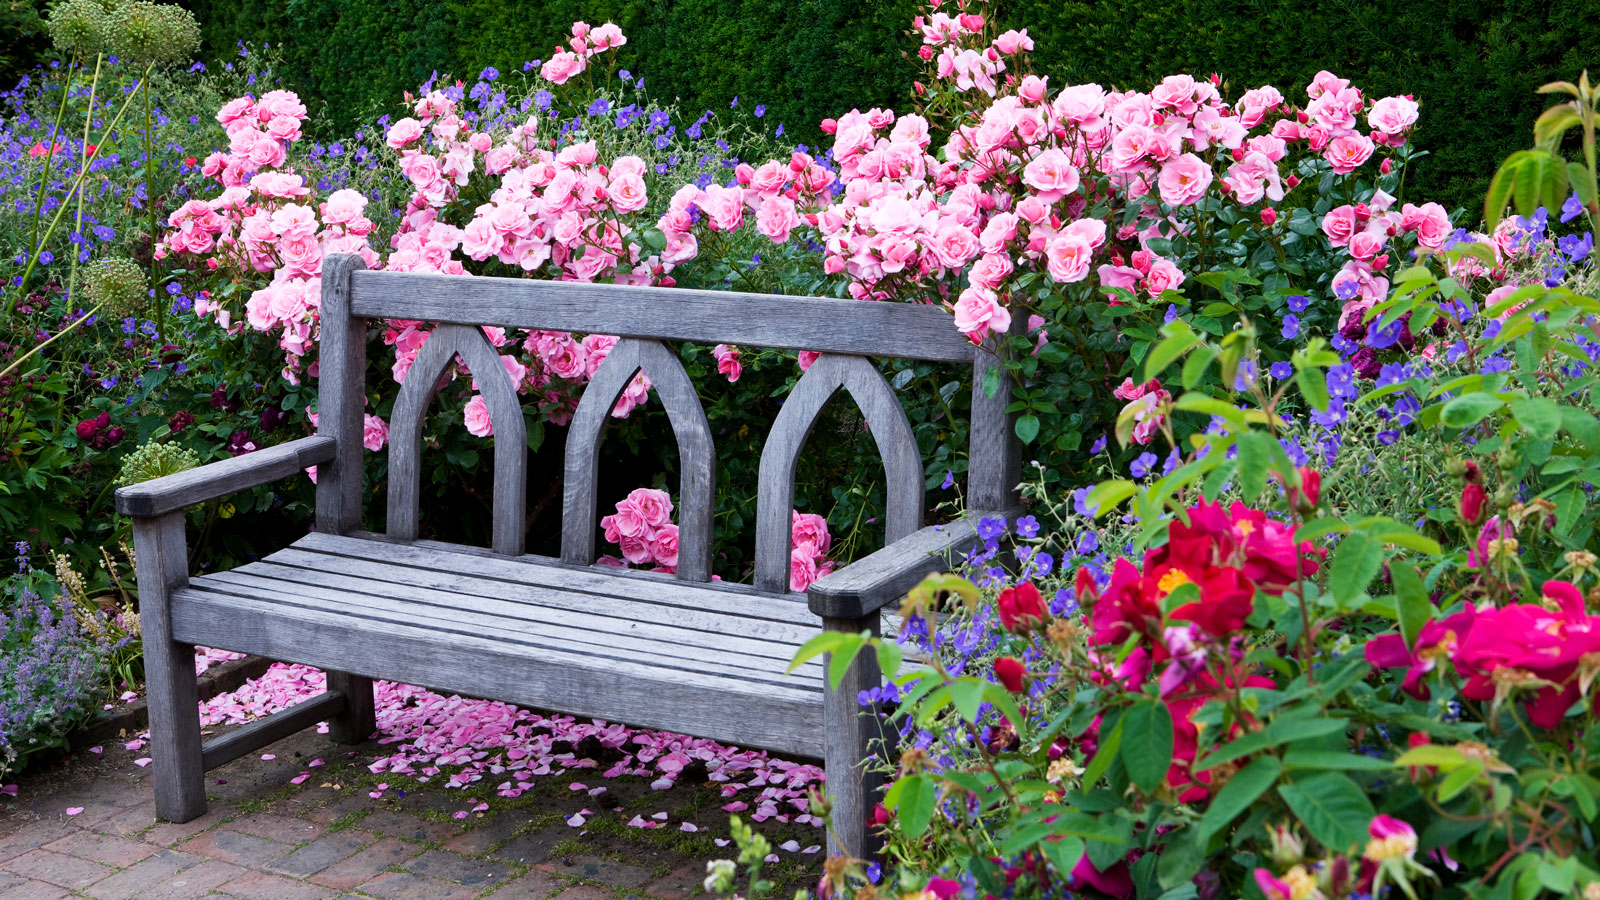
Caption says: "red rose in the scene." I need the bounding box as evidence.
[1459,483,1486,525]
[1260,207,1278,226]
[994,656,1027,693]
[997,582,1047,632]
[1168,565,1256,638]
[75,418,101,438]
[1294,466,1321,512]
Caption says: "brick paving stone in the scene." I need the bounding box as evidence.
[0,874,23,893]
[82,849,204,900]
[441,812,526,856]
[129,858,246,899]
[540,855,653,889]
[359,871,482,900]
[643,861,707,900]
[309,837,422,891]
[0,849,113,890]
[219,869,339,900]
[0,824,78,864]
[268,831,375,877]
[42,830,157,867]
[228,812,327,845]
[359,810,458,844]
[301,794,371,825]
[92,801,159,838]
[545,885,616,900]
[482,871,565,900]
[0,879,70,900]
[176,829,293,868]
[403,849,511,886]
[490,826,567,866]
[142,803,238,847]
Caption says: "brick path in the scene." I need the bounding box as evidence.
[0,726,821,900]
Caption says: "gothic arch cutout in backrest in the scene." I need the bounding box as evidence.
[387,323,527,555]
[561,338,715,582]
[753,354,923,593]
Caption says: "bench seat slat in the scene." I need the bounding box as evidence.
[250,548,818,648]
[193,570,822,686]
[171,588,824,757]
[297,532,818,626]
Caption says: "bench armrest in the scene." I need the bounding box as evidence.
[807,509,1018,619]
[114,435,336,518]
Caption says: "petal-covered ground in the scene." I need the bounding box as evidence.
[0,650,827,899]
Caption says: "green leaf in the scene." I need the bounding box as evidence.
[1509,396,1562,439]
[1144,330,1199,381]
[1329,531,1384,606]
[1296,366,1330,411]
[1561,404,1600,446]
[1281,750,1393,771]
[1121,700,1174,794]
[1197,756,1282,842]
[895,773,938,837]
[1015,414,1041,445]
[1235,431,1270,501]
[949,678,986,725]
[789,631,849,673]
[1277,774,1376,853]
[1083,715,1124,787]
[827,634,869,689]
[1086,480,1138,518]
[1440,392,1505,429]
[1156,827,1206,889]
[875,641,903,679]
[1391,563,1433,649]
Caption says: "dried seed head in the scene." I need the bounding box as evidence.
[47,0,114,59]
[110,1,200,68]
[82,256,147,318]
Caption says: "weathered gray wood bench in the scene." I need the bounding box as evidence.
[115,253,1021,858]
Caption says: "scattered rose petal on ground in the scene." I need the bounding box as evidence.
[802,845,821,854]
[680,822,698,832]
[779,839,801,852]
[88,746,102,754]
[261,753,276,760]
[133,758,152,768]
[0,785,15,797]
[714,838,731,847]
[651,811,669,820]
[65,807,83,816]
[566,813,587,827]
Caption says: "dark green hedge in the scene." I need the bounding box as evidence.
[185,0,1600,212]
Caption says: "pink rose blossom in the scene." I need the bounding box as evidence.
[1157,153,1213,206]
[463,395,494,437]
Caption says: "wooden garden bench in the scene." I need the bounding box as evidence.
[115,254,1022,858]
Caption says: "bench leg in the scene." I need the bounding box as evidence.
[133,513,207,823]
[822,613,885,862]
[324,671,376,743]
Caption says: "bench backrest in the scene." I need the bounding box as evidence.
[313,253,1021,590]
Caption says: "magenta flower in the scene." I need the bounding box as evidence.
[1364,605,1476,700]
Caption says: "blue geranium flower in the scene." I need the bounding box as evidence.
[1130,452,1158,478]
[1281,313,1300,339]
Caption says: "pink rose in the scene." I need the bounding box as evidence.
[216,96,256,126]
[712,344,742,382]
[630,488,674,528]
[362,414,389,452]
[1348,226,1388,261]
[1143,256,1186,298]
[1044,233,1094,283]
[649,523,679,568]
[1157,153,1213,207]
[969,252,1014,289]
[1323,133,1375,174]
[266,115,302,143]
[992,28,1033,54]
[756,195,799,243]
[700,184,746,232]
[541,51,586,85]
[979,213,1018,253]
[611,497,651,538]
[1321,205,1359,247]
[321,189,367,225]
[257,90,307,122]
[1367,96,1419,135]
[609,173,648,213]
[792,511,832,557]
[1401,202,1451,251]
[789,547,820,593]
[463,395,494,437]
[930,221,979,269]
[1021,148,1080,202]
[387,117,425,148]
[952,286,1011,342]
[619,533,653,565]
[590,22,626,50]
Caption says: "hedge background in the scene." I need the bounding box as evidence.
[5,0,1597,214]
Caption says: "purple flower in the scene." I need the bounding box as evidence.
[976,516,1007,542]
[1090,434,1107,454]
[480,66,498,81]
[1287,294,1310,313]
[940,470,955,490]
[1281,313,1300,339]
[1016,515,1039,538]
[1562,191,1585,223]
[754,104,766,118]
[1130,451,1158,478]
[1269,361,1293,379]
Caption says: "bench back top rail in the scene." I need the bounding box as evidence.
[315,255,1023,588]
